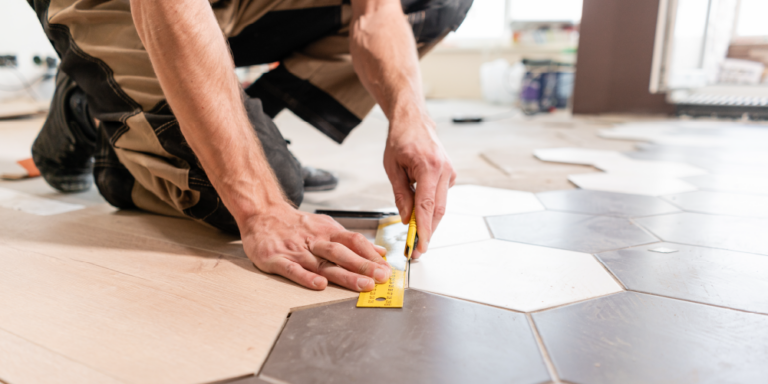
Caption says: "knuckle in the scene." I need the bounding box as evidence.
[283,239,303,253]
[346,273,360,289]
[434,204,447,218]
[425,156,441,169]
[317,259,334,272]
[357,260,373,275]
[325,242,341,255]
[352,232,367,244]
[419,198,436,213]
[283,262,297,277]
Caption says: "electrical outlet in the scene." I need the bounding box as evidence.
[0,55,18,67]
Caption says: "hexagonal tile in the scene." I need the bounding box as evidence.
[534,147,626,165]
[536,190,680,218]
[533,292,768,384]
[409,239,623,312]
[662,190,768,219]
[260,289,551,384]
[446,185,544,216]
[593,158,707,178]
[568,173,698,196]
[487,211,657,253]
[430,213,491,249]
[683,174,768,195]
[635,212,768,255]
[598,242,768,314]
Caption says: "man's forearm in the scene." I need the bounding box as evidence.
[350,0,431,131]
[130,0,287,224]
[350,0,455,257]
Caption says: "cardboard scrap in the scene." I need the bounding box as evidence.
[1,158,41,180]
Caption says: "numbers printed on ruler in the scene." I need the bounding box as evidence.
[356,219,406,308]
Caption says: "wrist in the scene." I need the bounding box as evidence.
[222,178,293,227]
[388,112,436,139]
[234,197,294,231]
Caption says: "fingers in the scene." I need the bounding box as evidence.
[310,240,391,284]
[317,260,378,292]
[413,167,440,255]
[389,166,414,225]
[432,170,451,232]
[264,257,328,291]
[331,231,389,267]
[374,244,387,257]
[411,168,450,260]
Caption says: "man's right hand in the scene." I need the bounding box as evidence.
[240,203,392,291]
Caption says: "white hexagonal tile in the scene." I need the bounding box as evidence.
[430,213,491,249]
[534,148,626,165]
[409,239,623,312]
[446,185,544,217]
[569,173,698,196]
[593,158,707,178]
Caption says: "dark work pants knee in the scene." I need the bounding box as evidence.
[93,96,303,236]
[244,97,304,208]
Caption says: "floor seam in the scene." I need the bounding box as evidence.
[0,326,127,383]
[625,289,768,316]
[478,152,512,177]
[530,291,625,314]
[526,313,562,384]
[590,252,628,290]
[255,310,293,381]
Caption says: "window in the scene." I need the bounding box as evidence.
[446,0,583,43]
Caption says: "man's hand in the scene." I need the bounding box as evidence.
[384,117,456,259]
[241,203,392,291]
[350,0,456,259]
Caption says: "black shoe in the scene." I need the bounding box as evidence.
[302,166,338,192]
[32,71,98,193]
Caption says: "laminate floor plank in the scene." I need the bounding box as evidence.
[0,207,355,311]
[0,242,290,384]
[0,208,357,383]
[0,327,124,384]
[61,204,247,259]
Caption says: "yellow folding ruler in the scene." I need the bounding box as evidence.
[357,215,409,308]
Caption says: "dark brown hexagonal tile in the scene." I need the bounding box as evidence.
[635,212,768,255]
[537,189,680,218]
[533,292,768,384]
[487,211,657,253]
[260,290,551,384]
[598,242,768,314]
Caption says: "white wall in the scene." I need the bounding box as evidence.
[735,0,768,37]
[0,0,58,102]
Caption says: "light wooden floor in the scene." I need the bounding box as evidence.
[0,101,648,384]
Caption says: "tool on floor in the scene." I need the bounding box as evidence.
[356,215,408,308]
[315,209,409,308]
[404,209,418,260]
